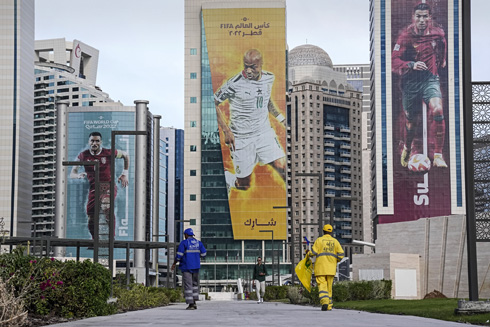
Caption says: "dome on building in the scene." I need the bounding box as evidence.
[289,44,333,69]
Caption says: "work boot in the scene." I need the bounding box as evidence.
[321,304,328,311]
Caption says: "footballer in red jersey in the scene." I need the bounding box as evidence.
[70,131,129,239]
[392,2,447,170]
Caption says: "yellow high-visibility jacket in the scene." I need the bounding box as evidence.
[308,234,344,276]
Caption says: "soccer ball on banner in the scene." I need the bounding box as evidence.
[407,153,431,173]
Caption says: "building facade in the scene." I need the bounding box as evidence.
[33,39,113,237]
[287,44,364,261]
[185,0,289,286]
[369,0,465,227]
[161,127,184,244]
[0,0,35,238]
[333,63,374,250]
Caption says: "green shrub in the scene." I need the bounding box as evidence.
[248,290,258,300]
[159,287,183,302]
[332,281,350,302]
[286,285,309,304]
[264,285,288,300]
[114,284,169,311]
[51,260,116,318]
[288,280,392,305]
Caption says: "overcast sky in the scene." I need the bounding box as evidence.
[36,0,490,129]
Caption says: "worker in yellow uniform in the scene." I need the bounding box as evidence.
[306,224,344,311]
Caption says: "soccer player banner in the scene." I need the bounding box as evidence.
[380,0,465,223]
[65,111,136,259]
[202,7,287,240]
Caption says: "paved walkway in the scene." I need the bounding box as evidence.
[48,300,467,326]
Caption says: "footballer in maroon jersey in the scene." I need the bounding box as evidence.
[70,131,129,239]
[392,2,447,170]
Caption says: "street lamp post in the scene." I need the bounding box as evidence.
[260,230,274,285]
[273,205,293,284]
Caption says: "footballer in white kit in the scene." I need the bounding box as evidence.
[215,49,286,194]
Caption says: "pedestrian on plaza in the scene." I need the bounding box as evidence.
[171,228,207,310]
[252,256,267,303]
[306,224,344,311]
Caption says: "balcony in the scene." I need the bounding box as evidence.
[341,168,351,174]
[340,144,351,150]
[324,123,335,131]
[340,127,351,133]
[341,177,351,183]
[325,174,335,181]
[324,149,335,156]
[324,141,335,147]
[340,151,351,158]
[325,166,335,173]
[324,132,335,139]
[341,207,352,213]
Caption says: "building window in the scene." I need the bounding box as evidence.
[190,48,197,55]
[190,97,197,103]
[190,121,197,127]
[190,72,197,79]
[190,170,196,176]
[190,145,197,152]
[190,194,197,201]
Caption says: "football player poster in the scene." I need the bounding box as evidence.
[65,111,136,258]
[203,7,287,240]
[388,0,452,223]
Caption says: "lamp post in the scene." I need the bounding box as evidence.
[63,160,100,263]
[260,230,274,285]
[273,205,293,284]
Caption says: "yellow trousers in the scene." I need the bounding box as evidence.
[315,275,334,309]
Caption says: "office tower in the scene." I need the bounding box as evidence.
[333,64,373,250]
[161,127,184,244]
[287,44,363,261]
[33,39,113,237]
[185,0,288,286]
[0,0,34,237]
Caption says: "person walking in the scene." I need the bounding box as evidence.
[171,228,207,310]
[252,256,267,303]
[307,224,344,311]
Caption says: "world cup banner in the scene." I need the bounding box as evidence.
[65,111,136,258]
[379,0,464,223]
[203,7,287,240]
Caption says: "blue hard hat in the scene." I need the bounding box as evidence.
[184,228,194,236]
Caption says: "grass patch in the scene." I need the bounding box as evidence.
[334,298,490,325]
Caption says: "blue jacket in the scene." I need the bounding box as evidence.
[175,237,206,272]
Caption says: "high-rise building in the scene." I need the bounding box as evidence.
[160,127,184,244]
[0,0,35,238]
[333,64,374,249]
[369,0,465,226]
[33,39,113,237]
[287,44,363,261]
[185,0,288,286]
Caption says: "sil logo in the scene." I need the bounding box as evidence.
[236,166,241,174]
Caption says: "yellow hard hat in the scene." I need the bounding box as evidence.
[323,224,333,232]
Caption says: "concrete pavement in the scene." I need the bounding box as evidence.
[47,300,467,326]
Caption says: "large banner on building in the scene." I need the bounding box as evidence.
[66,111,136,258]
[380,0,463,223]
[203,7,287,239]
